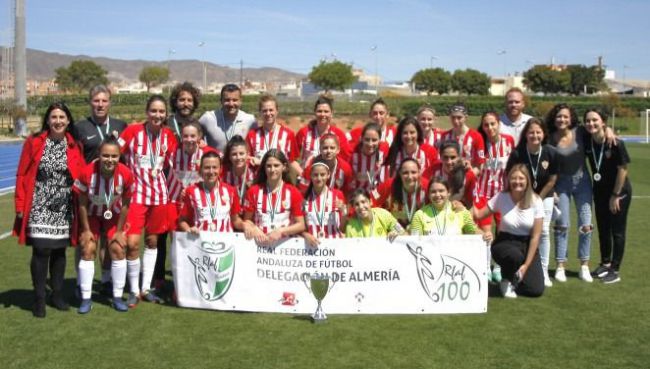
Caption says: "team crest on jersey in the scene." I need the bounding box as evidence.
[187,238,235,301]
[541,161,549,170]
[605,150,612,159]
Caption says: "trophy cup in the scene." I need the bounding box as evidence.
[305,273,331,323]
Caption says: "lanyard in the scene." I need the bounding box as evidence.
[171,116,181,138]
[312,188,329,228]
[591,139,604,175]
[203,183,221,223]
[402,186,418,224]
[488,137,501,171]
[94,116,111,141]
[238,165,249,200]
[360,210,376,238]
[102,173,116,209]
[431,203,449,236]
[328,160,338,188]
[266,182,283,223]
[262,125,280,152]
[219,110,239,141]
[526,146,543,184]
[146,126,161,171]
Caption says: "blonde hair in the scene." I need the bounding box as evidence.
[506,164,537,209]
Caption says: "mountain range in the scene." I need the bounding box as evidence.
[0,48,306,85]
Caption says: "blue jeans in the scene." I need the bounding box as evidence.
[554,169,593,263]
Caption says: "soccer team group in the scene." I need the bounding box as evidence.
[13,82,632,317]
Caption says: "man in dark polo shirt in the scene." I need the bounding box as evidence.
[73,85,127,163]
[72,85,127,296]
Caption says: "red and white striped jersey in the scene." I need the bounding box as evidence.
[347,143,389,193]
[296,122,351,164]
[387,144,439,178]
[246,124,298,162]
[180,181,241,232]
[243,182,305,234]
[346,125,397,149]
[440,128,486,169]
[371,177,428,226]
[303,188,345,239]
[73,161,133,217]
[299,157,352,194]
[222,162,257,208]
[424,163,478,207]
[475,133,515,200]
[424,128,445,149]
[167,146,219,203]
[118,123,178,205]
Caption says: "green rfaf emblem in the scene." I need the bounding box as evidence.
[187,241,235,301]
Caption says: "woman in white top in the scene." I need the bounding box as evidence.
[473,164,545,298]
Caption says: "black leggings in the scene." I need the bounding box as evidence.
[594,191,631,271]
[491,233,544,297]
[154,232,167,280]
[30,247,66,300]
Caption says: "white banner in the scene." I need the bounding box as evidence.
[172,232,488,314]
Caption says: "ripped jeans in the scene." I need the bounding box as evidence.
[554,169,593,263]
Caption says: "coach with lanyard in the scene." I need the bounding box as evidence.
[73,85,127,163]
[199,83,257,152]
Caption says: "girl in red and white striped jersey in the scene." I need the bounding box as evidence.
[118,95,178,306]
[346,97,397,148]
[243,149,306,246]
[246,95,301,177]
[73,138,133,312]
[178,152,245,234]
[440,103,486,177]
[299,133,352,194]
[296,95,351,168]
[301,158,348,247]
[347,123,389,196]
[417,106,444,149]
[474,111,515,230]
[383,116,438,179]
[372,158,429,229]
[424,140,478,209]
[222,135,257,214]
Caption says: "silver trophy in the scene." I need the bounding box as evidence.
[305,273,331,323]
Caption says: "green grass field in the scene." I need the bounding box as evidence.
[1,144,649,369]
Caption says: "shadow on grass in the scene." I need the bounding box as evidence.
[0,288,33,311]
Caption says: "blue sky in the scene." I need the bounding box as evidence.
[2,0,649,81]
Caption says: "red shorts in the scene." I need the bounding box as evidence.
[126,203,169,236]
[473,196,501,228]
[167,202,182,232]
[87,216,123,241]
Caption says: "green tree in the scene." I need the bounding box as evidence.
[139,66,170,92]
[523,65,570,94]
[55,60,109,93]
[308,60,357,93]
[450,69,491,95]
[566,64,606,95]
[411,68,452,95]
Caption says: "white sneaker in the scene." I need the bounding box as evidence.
[579,265,593,283]
[499,280,517,298]
[554,267,567,283]
[544,269,553,287]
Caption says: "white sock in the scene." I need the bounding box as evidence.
[78,260,95,300]
[75,247,81,286]
[111,259,127,298]
[141,248,158,293]
[101,268,111,283]
[127,258,141,295]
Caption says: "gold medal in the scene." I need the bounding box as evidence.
[318,231,325,238]
[209,223,217,231]
[152,169,159,178]
[103,210,113,220]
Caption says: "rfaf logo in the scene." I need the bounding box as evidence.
[406,243,482,304]
[187,241,235,301]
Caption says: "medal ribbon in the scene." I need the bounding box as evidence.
[402,186,418,224]
[266,183,282,224]
[328,160,338,188]
[103,173,116,212]
[591,139,604,176]
[312,188,328,229]
[203,183,221,225]
[94,116,111,141]
[262,125,280,153]
[431,203,449,236]
[526,146,543,186]
[219,110,239,141]
[146,127,161,172]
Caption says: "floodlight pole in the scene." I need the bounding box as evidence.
[14,0,27,137]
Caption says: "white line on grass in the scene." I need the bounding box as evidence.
[0,231,12,240]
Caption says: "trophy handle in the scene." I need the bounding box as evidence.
[302,273,312,294]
